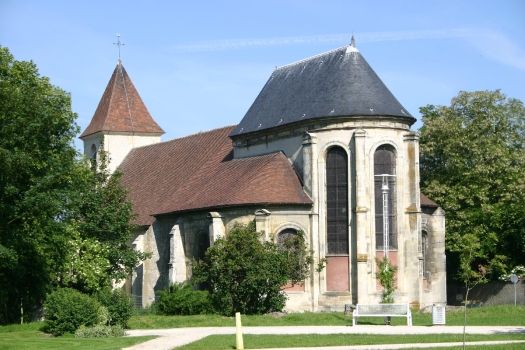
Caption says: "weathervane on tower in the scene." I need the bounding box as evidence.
[113,33,125,63]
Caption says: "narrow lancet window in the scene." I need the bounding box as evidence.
[374,145,397,251]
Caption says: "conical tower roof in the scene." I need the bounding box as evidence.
[80,62,164,138]
[231,44,415,137]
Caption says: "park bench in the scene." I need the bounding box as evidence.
[351,303,412,326]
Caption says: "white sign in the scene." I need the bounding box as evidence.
[432,304,446,325]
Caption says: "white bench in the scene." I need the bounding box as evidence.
[352,304,412,326]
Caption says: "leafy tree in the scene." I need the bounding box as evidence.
[193,222,312,315]
[419,90,525,280]
[278,230,313,286]
[58,152,146,293]
[0,46,79,323]
[0,46,144,323]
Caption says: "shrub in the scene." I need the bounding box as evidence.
[193,221,312,315]
[75,324,124,338]
[43,288,104,335]
[376,257,397,303]
[155,283,212,315]
[96,288,133,327]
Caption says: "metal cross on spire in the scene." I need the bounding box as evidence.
[113,33,125,63]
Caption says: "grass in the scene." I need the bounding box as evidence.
[0,322,155,350]
[128,305,525,329]
[424,346,525,350]
[177,333,525,350]
[1,305,523,349]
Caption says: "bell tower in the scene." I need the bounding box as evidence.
[80,61,164,173]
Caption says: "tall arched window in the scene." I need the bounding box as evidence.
[326,147,348,255]
[374,145,397,250]
[421,231,429,277]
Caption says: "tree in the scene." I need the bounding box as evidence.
[0,46,79,323]
[58,152,146,294]
[449,234,487,350]
[0,47,144,323]
[193,222,312,315]
[419,90,525,280]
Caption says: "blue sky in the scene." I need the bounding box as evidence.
[1,0,524,150]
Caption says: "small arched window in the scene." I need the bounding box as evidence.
[326,146,348,255]
[90,144,98,169]
[277,228,299,247]
[374,145,397,250]
[277,228,306,290]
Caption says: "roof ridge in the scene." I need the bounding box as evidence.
[125,125,237,152]
[118,64,136,132]
[102,65,118,130]
[166,124,237,142]
[275,45,349,71]
[100,67,118,131]
[231,150,284,162]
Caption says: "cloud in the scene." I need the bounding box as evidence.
[171,29,525,71]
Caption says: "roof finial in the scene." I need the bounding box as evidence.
[113,33,125,64]
[350,34,356,48]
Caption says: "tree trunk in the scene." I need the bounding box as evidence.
[20,299,23,325]
[463,286,470,350]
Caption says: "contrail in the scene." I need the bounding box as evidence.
[170,28,525,71]
[172,29,469,52]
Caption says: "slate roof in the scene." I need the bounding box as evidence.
[231,45,415,137]
[80,62,164,138]
[119,126,312,226]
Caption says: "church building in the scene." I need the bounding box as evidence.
[80,40,446,311]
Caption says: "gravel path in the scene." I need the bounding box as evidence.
[123,325,525,350]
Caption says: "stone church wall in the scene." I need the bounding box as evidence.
[131,117,447,311]
[133,206,314,308]
[83,132,161,174]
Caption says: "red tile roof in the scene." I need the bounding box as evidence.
[119,126,312,225]
[421,193,439,208]
[80,63,164,138]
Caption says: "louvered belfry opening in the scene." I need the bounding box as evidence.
[374,145,397,250]
[326,147,349,255]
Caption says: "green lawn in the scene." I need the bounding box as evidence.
[0,323,154,350]
[177,334,525,350]
[424,346,525,350]
[128,305,525,329]
[1,305,523,350]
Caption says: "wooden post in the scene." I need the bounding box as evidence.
[235,312,244,350]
